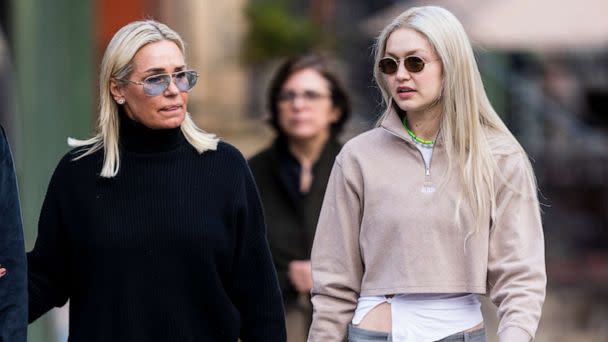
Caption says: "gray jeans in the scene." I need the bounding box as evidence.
[347,324,486,342]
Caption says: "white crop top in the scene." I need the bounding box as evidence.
[352,293,483,341]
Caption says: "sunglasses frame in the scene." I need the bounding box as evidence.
[119,69,199,96]
[378,56,434,75]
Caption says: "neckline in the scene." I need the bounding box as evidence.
[274,135,340,168]
[403,116,435,146]
[380,110,443,147]
[118,111,185,154]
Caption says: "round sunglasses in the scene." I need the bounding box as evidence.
[378,56,431,75]
[119,70,199,96]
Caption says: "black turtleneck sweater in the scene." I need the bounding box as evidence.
[27,114,286,341]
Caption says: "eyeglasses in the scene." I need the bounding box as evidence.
[119,70,199,96]
[278,90,331,104]
[378,56,433,75]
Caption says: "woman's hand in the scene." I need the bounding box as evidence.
[288,260,313,293]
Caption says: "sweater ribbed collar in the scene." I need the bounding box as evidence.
[118,111,185,154]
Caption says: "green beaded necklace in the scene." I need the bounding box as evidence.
[402,116,435,145]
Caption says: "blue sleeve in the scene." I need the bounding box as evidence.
[0,125,28,342]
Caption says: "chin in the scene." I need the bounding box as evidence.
[163,113,186,128]
[149,118,182,130]
[395,100,424,113]
[287,131,323,142]
[393,101,410,112]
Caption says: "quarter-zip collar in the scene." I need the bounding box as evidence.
[380,109,439,193]
[379,109,443,148]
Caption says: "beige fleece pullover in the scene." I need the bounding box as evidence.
[308,111,546,342]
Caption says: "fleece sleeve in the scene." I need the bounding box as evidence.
[308,156,364,342]
[487,152,546,342]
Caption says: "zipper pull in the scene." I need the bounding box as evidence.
[422,171,435,193]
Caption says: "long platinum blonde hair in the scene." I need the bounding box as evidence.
[373,6,537,238]
[69,20,218,178]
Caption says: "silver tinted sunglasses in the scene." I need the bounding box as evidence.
[120,70,199,96]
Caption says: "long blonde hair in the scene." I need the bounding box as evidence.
[69,20,218,178]
[373,6,537,238]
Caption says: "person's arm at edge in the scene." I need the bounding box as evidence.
[0,125,28,342]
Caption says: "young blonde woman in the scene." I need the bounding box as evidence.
[308,6,545,342]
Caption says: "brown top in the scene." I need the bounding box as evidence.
[308,111,546,342]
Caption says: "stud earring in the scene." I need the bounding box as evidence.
[116,98,125,105]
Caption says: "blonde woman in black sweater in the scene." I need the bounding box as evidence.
[27,20,286,342]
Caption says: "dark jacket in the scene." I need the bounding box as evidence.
[0,125,27,342]
[249,137,341,305]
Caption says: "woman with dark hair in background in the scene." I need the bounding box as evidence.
[27,19,285,342]
[249,53,350,342]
